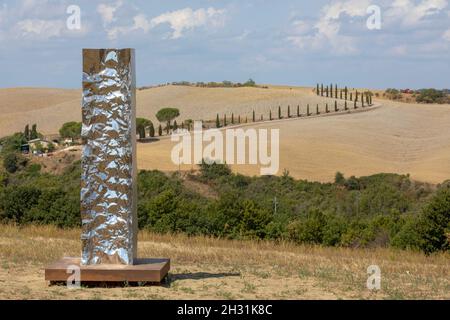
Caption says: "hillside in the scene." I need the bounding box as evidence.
[0,225,448,299]
[1,85,450,184]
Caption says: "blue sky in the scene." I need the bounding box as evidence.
[0,0,449,89]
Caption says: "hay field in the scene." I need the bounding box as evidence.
[0,225,448,300]
[1,85,450,183]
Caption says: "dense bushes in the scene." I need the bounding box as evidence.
[0,158,448,253]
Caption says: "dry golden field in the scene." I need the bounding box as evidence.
[0,225,448,300]
[1,85,450,183]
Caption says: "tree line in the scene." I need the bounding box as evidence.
[0,157,448,254]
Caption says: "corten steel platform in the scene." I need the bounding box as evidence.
[45,257,170,283]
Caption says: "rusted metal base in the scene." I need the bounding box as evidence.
[45,257,170,283]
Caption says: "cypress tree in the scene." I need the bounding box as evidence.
[361,93,365,107]
[350,92,353,101]
[326,86,329,97]
[297,105,300,117]
[335,100,338,112]
[216,114,220,128]
[24,124,30,141]
[158,124,162,136]
[238,115,241,123]
[224,114,227,126]
[181,122,184,130]
[355,90,359,102]
[354,99,357,109]
[278,106,282,119]
[269,110,272,121]
[321,84,324,96]
[231,113,234,124]
[307,104,310,116]
[335,84,338,98]
[326,103,329,113]
[287,105,290,118]
[330,83,333,97]
[316,104,320,115]
[149,122,155,137]
[345,100,348,111]
[173,120,178,130]
[366,93,370,105]
[31,124,38,140]
[340,90,343,100]
[245,116,248,123]
[253,110,255,122]
[316,84,320,96]
[345,86,348,100]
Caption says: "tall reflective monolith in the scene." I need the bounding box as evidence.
[81,48,137,265]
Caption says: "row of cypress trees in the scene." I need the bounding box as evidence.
[214,97,370,128]
[316,83,373,105]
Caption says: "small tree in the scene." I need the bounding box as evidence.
[287,105,291,118]
[326,103,329,113]
[173,120,178,130]
[59,121,82,142]
[354,99,357,109]
[307,104,310,116]
[231,113,234,124]
[335,100,338,112]
[355,90,359,102]
[278,106,282,119]
[30,124,38,140]
[252,110,255,122]
[156,108,180,134]
[344,100,348,111]
[361,93,365,107]
[24,125,30,141]
[269,110,272,121]
[316,84,320,96]
[223,114,227,127]
[136,118,152,139]
[297,105,300,117]
[149,122,155,137]
[3,152,19,173]
[316,104,320,115]
[216,114,220,128]
[350,92,353,101]
[158,124,162,136]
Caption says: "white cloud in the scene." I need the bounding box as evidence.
[386,0,448,27]
[105,6,227,40]
[107,13,151,40]
[150,7,226,39]
[288,0,370,54]
[97,1,123,26]
[16,19,65,39]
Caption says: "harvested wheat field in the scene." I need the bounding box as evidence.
[0,225,448,300]
[1,86,450,183]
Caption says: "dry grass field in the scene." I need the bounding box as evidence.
[1,85,449,184]
[0,225,448,300]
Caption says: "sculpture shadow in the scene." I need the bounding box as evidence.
[162,272,241,288]
[137,137,160,143]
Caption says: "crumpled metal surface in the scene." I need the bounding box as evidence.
[80,49,137,265]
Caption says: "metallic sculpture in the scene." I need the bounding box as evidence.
[81,49,137,265]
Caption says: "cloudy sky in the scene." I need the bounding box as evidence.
[0,0,449,89]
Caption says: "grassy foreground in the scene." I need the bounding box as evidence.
[0,224,448,300]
